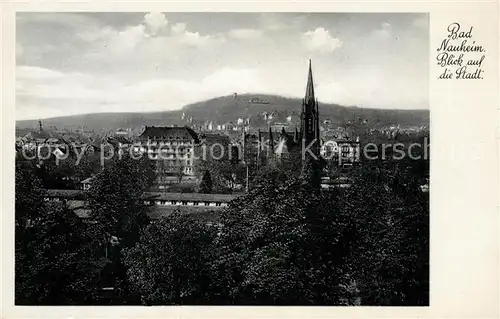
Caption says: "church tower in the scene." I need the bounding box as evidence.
[300,60,320,162]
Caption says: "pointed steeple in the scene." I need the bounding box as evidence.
[305,59,315,104]
[300,59,321,167]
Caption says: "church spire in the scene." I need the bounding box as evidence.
[300,59,321,166]
[305,59,315,104]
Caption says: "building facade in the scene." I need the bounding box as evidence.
[135,126,200,186]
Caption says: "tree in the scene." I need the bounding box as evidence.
[123,213,217,305]
[195,159,246,193]
[73,152,102,182]
[15,161,105,305]
[85,154,157,302]
[198,170,213,194]
[339,158,429,305]
[15,161,45,232]
[211,167,352,305]
[15,172,104,305]
[176,165,185,183]
[86,154,156,247]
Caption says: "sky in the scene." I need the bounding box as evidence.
[16,12,429,120]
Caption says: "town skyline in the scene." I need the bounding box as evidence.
[16,12,429,120]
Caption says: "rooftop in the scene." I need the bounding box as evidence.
[143,192,237,202]
[44,189,238,203]
[139,126,200,143]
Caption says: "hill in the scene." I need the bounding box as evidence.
[16,94,429,132]
[182,94,429,128]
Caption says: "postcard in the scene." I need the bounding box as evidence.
[1,1,498,318]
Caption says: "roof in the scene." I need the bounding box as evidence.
[80,176,96,184]
[139,126,200,143]
[73,205,224,220]
[148,206,224,219]
[199,133,230,144]
[143,192,237,202]
[107,136,131,145]
[44,189,237,203]
[24,130,51,141]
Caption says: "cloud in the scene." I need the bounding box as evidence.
[228,28,264,39]
[171,22,187,34]
[17,13,98,29]
[114,25,148,49]
[259,13,289,31]
[77,24,148,53]
[302,27,342,54]
[316,80,344,104]
[144,12,168,35]
[17,66,65,81]
[201,68,264,94]
[371,22,392,40]
[175,30,224,47]
[16,65,265,119]
[17,66,107,101]
[79,13,222,52]
[77,26,117,42]
[412,16,428,29]
[170,21,224,47]
[16,13,429,118]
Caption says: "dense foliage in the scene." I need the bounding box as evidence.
[15,163,103,305]
[195,159,246,193]
[197,170,213,194]
[123,213,217,305]
[35,152,101,189]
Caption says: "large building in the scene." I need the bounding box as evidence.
[136,126,200,186]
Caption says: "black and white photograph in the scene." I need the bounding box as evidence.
[14,12,430,306]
